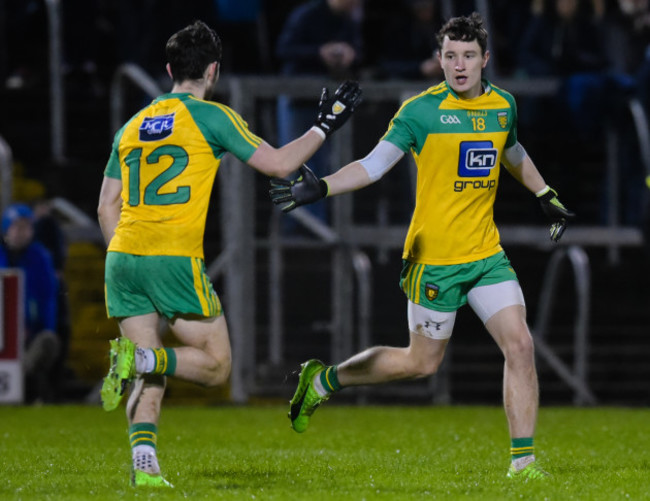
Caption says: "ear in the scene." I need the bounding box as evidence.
[207,61,219,80]
[482,50,490,69]
[166,63,173,79]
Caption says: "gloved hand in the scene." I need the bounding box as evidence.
[269,164,328,213]
[313,80,363,137]
[536,186,575,242]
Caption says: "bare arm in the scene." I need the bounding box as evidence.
[322,161,374,196]
[249,80,362,178]
[97,176,123,246]
[502,153,547,194]
[247,128,325,178]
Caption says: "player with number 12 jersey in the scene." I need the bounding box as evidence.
[104,94,261,259]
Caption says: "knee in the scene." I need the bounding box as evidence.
[407,351,443,379]
[502,331,535,363]
[203,352,232,388]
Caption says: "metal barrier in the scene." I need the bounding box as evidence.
[0,135,12,214]
[109,63,165,134]
[44,0,65,164]
[533,246,596,405]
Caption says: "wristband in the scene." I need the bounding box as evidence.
[319,179,329,198]
[310,125,327,140]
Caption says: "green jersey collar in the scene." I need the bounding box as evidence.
[446,78,492,100]
[153,92,193,103]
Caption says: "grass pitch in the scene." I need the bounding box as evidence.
[0,404,648,500]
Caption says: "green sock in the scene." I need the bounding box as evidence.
[510,437,534,461]
[151,348,177,376]
[319,365,342,393]
[129,422,157,450]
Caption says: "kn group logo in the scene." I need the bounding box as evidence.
[455,140,498,192]
[139,113,176,141]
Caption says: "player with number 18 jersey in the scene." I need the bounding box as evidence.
[382,79,518,265]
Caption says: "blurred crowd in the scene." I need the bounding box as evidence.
[0,0,647,88]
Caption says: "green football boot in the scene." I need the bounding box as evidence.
[101,337,137,411]
[288,359,329,433]
[507,461,549,480]
[131,468,174,488]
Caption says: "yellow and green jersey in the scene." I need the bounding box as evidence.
[104,92,262,258]
[383,79,518,265]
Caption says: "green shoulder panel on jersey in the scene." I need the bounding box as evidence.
[381,81,452,155]
[104,112,144,179]
[183,96,262,164]
[487,82,519,148]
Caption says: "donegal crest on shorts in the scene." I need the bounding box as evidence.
[425,283,439,301]
[139,113,175,141]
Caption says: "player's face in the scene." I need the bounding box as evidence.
[438,36,489,99]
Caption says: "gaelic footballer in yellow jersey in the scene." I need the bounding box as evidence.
[97,20,362,488]
[104,93,262,259]
[382,79,517,265]
[271,12,575,480]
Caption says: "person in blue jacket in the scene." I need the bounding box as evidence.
[0,203,60,402]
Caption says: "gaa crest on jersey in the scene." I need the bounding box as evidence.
[497,111,508,129]
[139,113,175,141]
[425,283,439,301]
[458,140,498,177]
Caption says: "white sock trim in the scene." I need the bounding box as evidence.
[312,371,329,397]
[512,454,536,471]
[135,347,155,373]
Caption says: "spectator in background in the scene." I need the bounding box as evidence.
[373,0,443,81]
[0,203,60,402]
[275,0,363,228]
[518,0,609,135]
[601,0,650,225]
[214,0,270,73]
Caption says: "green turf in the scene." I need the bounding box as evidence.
[0,405,648,500]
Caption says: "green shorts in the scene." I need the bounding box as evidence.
[399,251,518,312]
[104,252,222,319]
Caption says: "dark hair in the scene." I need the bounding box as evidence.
[165,20,222,82]
[436,12,488,54]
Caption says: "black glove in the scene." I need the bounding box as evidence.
[314,80,363,137]
[269,165,328,213]
[537,186,576,242]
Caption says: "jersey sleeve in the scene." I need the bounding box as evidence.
[191,102,263,163]
[381,106,418,154]
[103,125,127,179]
[504,94,519,148]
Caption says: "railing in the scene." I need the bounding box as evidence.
[44,0,65,164]
[533,246,595,405]
[109,63,165,134]
[604,98,650,263]
[0,135,12,214]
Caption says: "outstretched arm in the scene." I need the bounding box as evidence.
[249,80,363,179]
[270,140,404,212]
